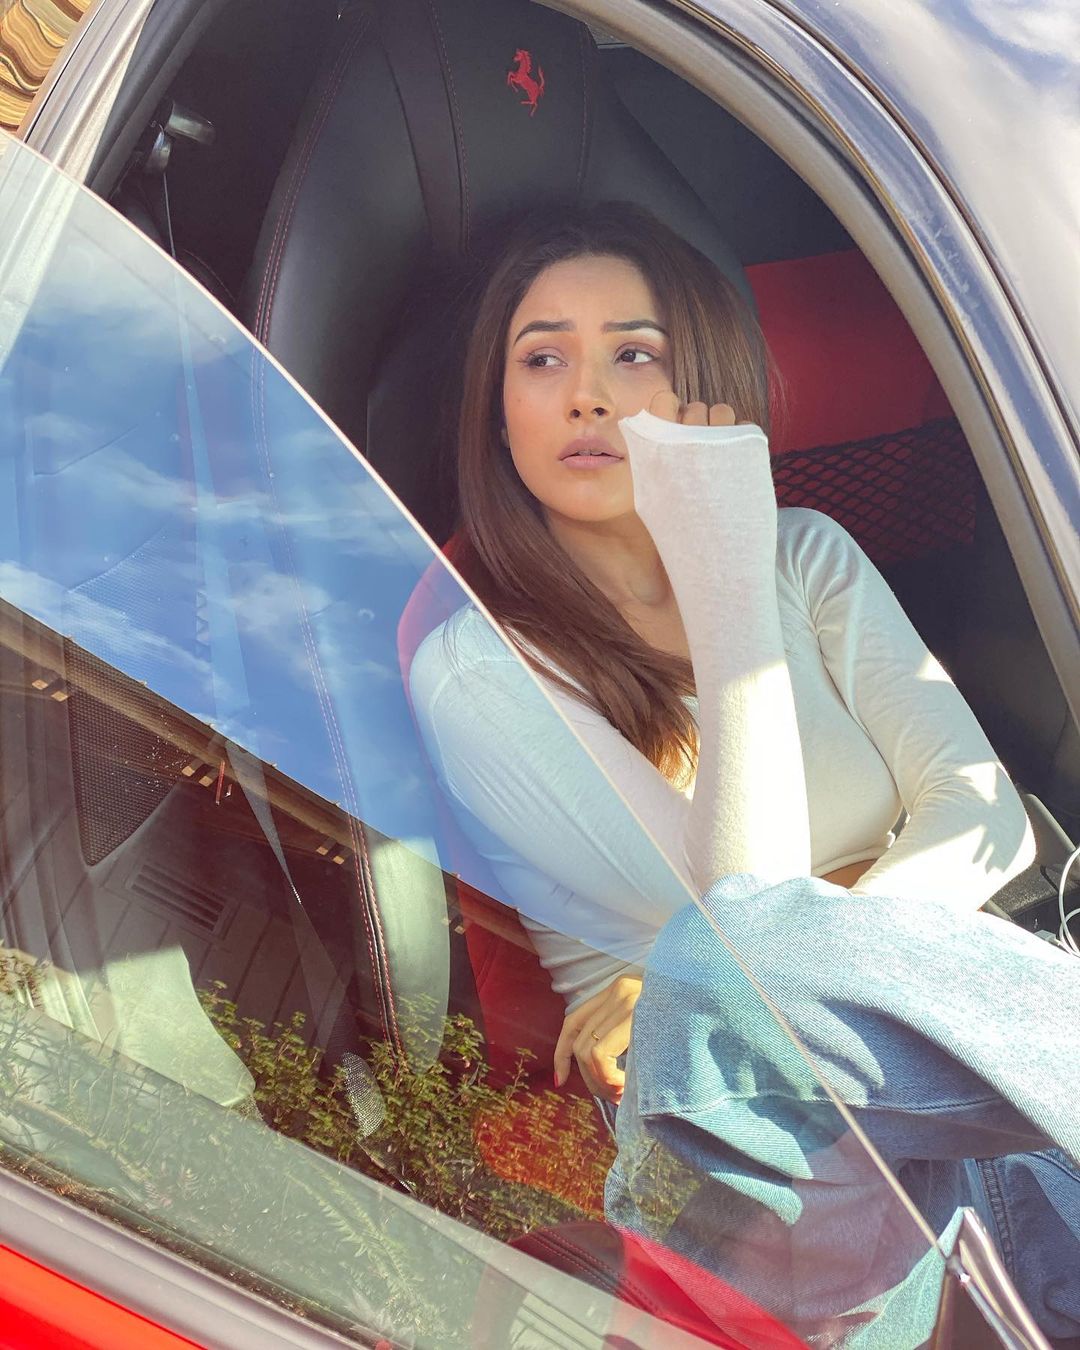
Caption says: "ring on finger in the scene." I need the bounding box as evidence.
[590,1031,602,1043]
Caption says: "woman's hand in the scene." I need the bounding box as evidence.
[553,973,643,1103]
[648,389,737,427]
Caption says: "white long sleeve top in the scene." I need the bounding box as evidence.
[410,411,1035,1008]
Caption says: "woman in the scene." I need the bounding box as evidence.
[409,203,1079,1339]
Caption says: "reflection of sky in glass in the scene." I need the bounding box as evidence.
[0,147,461,859]
[0,137,706,925]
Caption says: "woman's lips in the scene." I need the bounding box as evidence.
[559,437,624,468]
[562,453,623,468]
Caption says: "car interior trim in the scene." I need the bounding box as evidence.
[11,0,111,142]
[17,0,154,181]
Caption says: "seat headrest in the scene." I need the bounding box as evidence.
[747,250,951,453]
[243,0,747,537]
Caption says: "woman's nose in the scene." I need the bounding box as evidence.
[569,402,610,421]
[568,365,613,421]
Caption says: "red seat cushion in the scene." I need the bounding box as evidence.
[457,882,568,1086]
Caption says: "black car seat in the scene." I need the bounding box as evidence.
[239,0,748,542]
[240,0,767,1159]
[236,0,808,1325]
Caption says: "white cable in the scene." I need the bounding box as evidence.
[1057,841,1080,955]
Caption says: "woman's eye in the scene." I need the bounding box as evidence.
[616,347,657,365]
[523,352,562,369]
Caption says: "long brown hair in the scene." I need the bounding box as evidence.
[455,203,772,785]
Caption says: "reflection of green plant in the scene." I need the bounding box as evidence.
[0,966,696,1347]
[197,983,613,1242]
[0,989,456,1345]
[0,947,43,1003]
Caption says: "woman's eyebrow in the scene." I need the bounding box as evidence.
[512,319,572,344]
[603,319,667,334]
[512,317,667,344]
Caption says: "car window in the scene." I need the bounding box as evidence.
[0,0,92,134]
[0,130,951,1347]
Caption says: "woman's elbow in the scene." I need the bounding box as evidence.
[973,762,1036,891]
[997,781,1037,885]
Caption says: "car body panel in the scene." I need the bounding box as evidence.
[0,1240,203,1350]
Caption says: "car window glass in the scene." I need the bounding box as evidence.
[0,131,947,1347]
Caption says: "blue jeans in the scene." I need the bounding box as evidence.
[606,874,1080,1346]
[967,1152,1080,1337]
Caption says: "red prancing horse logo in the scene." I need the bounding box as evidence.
[506,48,545,116]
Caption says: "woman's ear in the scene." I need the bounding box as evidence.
[499,425,510,448]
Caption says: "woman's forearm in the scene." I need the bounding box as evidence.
[620,410,811,894]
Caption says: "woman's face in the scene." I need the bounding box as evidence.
[502,255,673,525]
